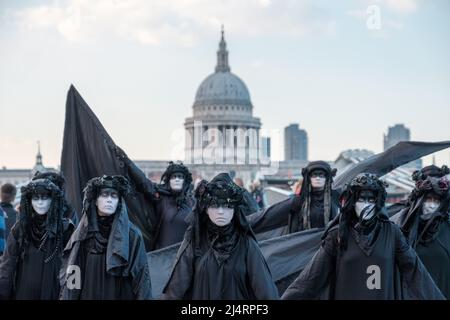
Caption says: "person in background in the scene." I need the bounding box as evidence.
[234,177,259,216]
[1,183,18,238]
[251,180,265,210]
[0,207,5,255]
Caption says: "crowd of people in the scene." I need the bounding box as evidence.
[0,161,448,300]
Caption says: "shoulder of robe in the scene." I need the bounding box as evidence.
[322,225,339,245]
[128,222,144,241]
[62,217,75,232]
[290,194,303,213]
[10,221,21,240]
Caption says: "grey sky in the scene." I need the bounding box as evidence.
[1,0,449,169]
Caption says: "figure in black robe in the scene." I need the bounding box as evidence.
[249,161,339,235]
[60,175,152,300]
[282,173,444,300]
[391,165,450,299]
[33,171,79,225]
[161,173,279,300]
[130,161,195,251]
[0,179,74,299]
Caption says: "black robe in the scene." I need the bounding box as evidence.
[153,195,192,250]
[281,215,444,300]
[59,203,152,300]
[415,217,450,299]
[161,222,279,300]
[0,217,74,300]
[134,179,195,251]
[392,203,450,299]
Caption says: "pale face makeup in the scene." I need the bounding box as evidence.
[96,188,119,216]
[310,170,326,190]
[169,173,185,192]
[207,205,234,227]
[31,194,52,215]
[422,194,441,220]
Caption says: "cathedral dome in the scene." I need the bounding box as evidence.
[192,28,252,111]
[194,72,251,107]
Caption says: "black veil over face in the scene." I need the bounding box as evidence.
[330,173,388,252]
[409,165,450,211]
[396,166,450,246]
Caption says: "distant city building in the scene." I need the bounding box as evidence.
[0,142,55,188]
[384,124,410,150]
[261,136,271,159]
[284,123,308,161]
[180,27,270,185]
[335,149,416,203]
[383,123,422,169]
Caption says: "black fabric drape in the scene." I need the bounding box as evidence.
[61,85,158,250]
[333,141,450,191]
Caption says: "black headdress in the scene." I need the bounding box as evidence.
[33,171,66,192]
[397,166,450,247]
[159,161,193,207]
[333,173,388,253]
[160,161,192,186]
[410,165,450,202]
[18,178,64,262]
[32,170,79,222]
[295,161,337,229]
[412,165,449,181]
[190,173,254,253]
[198,174,243,210]
[81,175,131,220]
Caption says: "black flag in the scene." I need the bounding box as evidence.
[61,85,157,250]
[333,140,450,191]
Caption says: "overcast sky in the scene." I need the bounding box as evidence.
[1,0,449,169]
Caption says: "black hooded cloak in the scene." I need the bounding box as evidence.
[161,173,279,300]
[248,161,339,235]
[131,161,195,251]
[391,165,450,298]
[59,175,152,300]
[282,173,444,300]
[0,179,74,299]
[33,171,79,225]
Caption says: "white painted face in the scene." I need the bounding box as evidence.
[422,194,441,220]
[310,170,326,190]
[96,188,119,216]
[207,206,234,227]
[355,190,376,220]
[31,194,52,215]
[169,173,184,192]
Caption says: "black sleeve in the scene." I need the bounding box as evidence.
[0,227,20,299]
[394,225,445,300]
[122,153,159,201]
[281,230,337,300]
[246,238,279,299]
[247,197,296,234]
